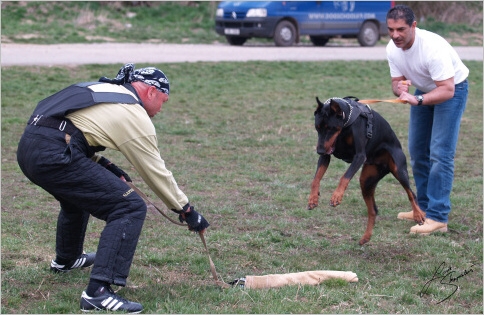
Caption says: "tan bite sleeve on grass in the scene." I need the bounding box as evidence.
[244,270,358,289]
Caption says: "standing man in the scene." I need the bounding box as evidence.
[17,63,210,313]
[385,5,469,235]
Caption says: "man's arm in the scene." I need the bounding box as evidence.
[120,135,190,211]
[398,77,455,106]
[391,76,408,97]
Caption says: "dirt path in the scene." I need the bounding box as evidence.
[2,43,482,66]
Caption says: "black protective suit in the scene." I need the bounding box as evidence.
[17,82,146,286]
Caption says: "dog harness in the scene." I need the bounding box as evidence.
[327,97,374,139]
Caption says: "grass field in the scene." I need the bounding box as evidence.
[1,60,482,314]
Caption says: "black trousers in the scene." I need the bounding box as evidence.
[17,125,147,286]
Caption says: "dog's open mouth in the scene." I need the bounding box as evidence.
[318,136,337,155]
[319,144,335,155]
[323,133,339,155]
[324,140,336,155]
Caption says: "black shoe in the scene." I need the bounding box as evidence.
[80,286,143,313]
[50,252,96,273]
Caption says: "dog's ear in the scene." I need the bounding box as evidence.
[330,99,344,119]
[315,97,324,115]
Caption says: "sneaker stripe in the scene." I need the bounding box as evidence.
[72,257,86,269]
[51,260,66,269]
[102,297,123,311]
[111,301,124,311]
[107,299,119,309]
[101,297,114,307]
[52,253,95,273]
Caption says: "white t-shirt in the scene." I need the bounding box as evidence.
[386,28,469,93]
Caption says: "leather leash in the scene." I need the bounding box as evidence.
[359,81,410,104]
[126,182,230,288]
[127,181,184,226]
[357,99,407,104]
[198,229,231,289]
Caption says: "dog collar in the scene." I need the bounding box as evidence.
[326,97,358,127]
[343,101,354,128]
[327,97,373,138]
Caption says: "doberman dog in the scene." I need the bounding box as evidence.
[307,96,425,245]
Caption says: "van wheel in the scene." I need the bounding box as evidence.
[226,36,247,46]
[358,21,379,46]
[274,20,296,47]
[310,36,330,46]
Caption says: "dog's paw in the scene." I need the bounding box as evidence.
[330,195,342,207]
[307,194,319,210]
[414,210,426,225]
[307,203,318,210]
[330,190,344,206]
[415,216,426,225]
[358,237,370,245]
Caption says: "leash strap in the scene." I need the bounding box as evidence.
[198,231,231,288]
[126,182,230,288]
[357,99,407,104]
[127,182,185,226]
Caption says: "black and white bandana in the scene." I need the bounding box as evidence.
[99,63,170,95]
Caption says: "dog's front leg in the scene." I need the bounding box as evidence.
[330,153,366,206]
[308,154,330,210]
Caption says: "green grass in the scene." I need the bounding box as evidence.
[1,1,482,46]
[1,1,221,45]
[1,61,482,313]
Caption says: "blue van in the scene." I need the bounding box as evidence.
[215,1,394,47]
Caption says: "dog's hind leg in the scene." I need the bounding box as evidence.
[358,164,387,245]
[308,154,330,210]
[388,150,426,225]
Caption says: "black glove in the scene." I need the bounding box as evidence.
[98,157,132,182]
[178,204,210,232]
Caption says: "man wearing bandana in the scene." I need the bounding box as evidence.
[17,63,209,313]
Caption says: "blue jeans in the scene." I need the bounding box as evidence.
[408,80,468,223]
